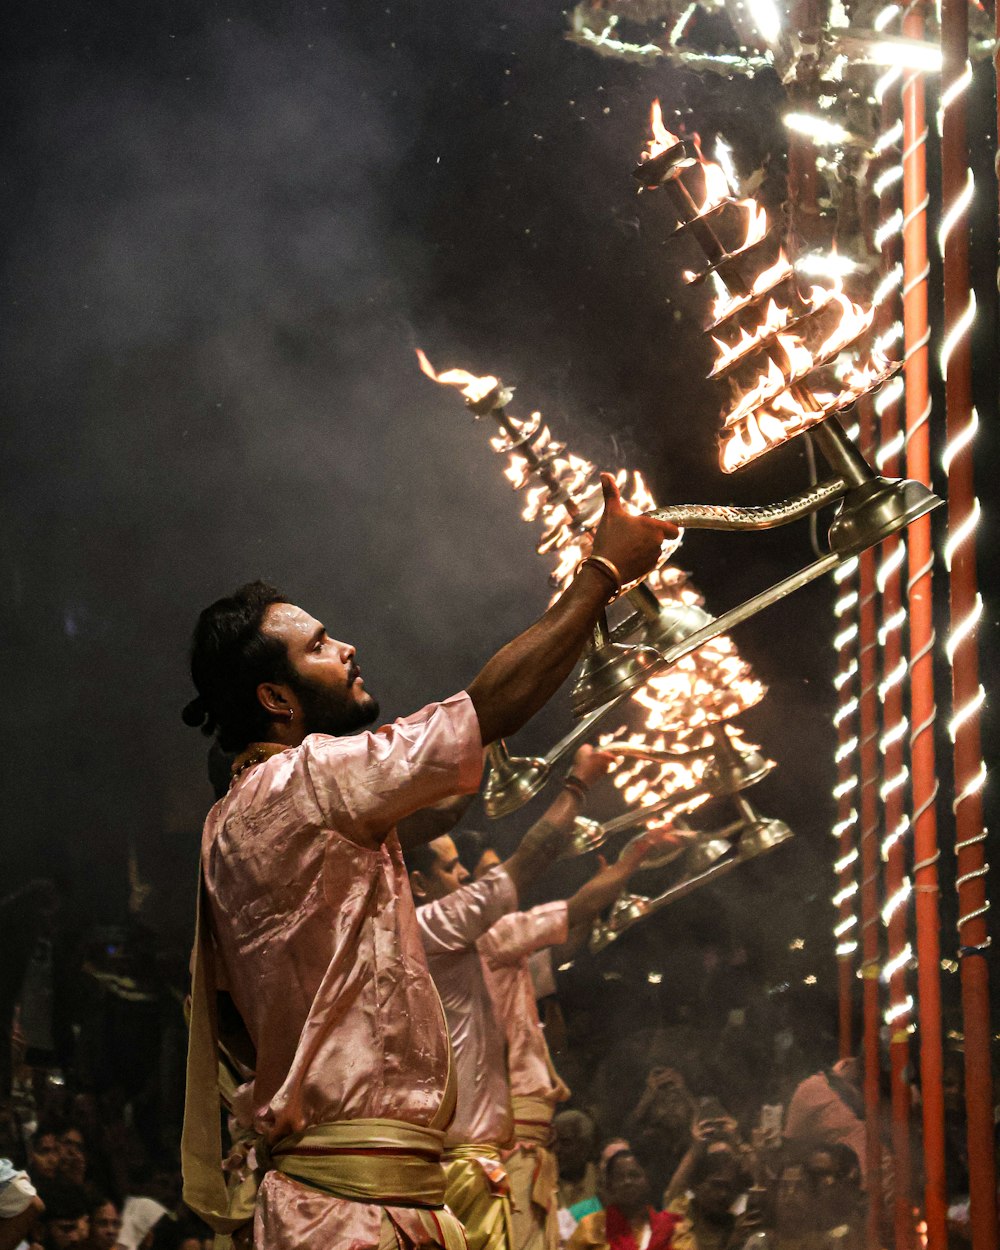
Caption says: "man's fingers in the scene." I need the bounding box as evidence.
[600,472,623,512]
[650,516,680,540]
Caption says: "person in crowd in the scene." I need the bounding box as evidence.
[117,1198,169,1250]
[566,1148,677,1250]
[555,1112,600,1212]
[453,830,502,881]
[92,1091,146,1205]
[85,1197,120,1250]
[481,828,689,1250]
[739,1146,863,1250]
[172,1216,213,1250]
[668,1146,751,1250]
[33,1177,90,1249]
[179,485,676,1250]
[626,1068,697,1204]
[782,1063,865,1181]
[27,1127,62,1186]
[665,1100,754,1207]
[405,746,613,1250]
[0,1157,42,1250]
[799,1145,862,1246]
[0,1106,27,1171]
[55,1129,86,1190]
[738,1160,822,1250]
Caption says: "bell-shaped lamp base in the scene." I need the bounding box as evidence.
[736,816,794,860]
[571,641,662,718]
[686,834,738,874]
[703,743,774,796]
[566,817,606,856]
[631,599,713,652]
[828,476,941,557]
[483,752,551,820]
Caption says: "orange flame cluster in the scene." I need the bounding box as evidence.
[418,350,767,815]
[641,102,897,473]
[646,103,768,263]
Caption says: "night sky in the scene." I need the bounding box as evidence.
[2,0,997,1009]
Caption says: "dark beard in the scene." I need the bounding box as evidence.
[291,673,380,738]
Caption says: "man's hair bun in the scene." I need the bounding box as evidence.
[182,695,214,734]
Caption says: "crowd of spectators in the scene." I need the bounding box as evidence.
[0,876,982,1250]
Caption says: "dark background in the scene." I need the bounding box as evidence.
[1,0,997,1025]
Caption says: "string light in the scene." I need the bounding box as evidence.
[882,943,914,982]
[945,592,982,664]
[883,880,913,925]
[836,849,860,873]
[885,994,916,1023]
[873,264,904,305]
[874,119,904,153]
[834,882,860,907]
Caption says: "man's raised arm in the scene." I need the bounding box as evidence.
[467,474,677,745]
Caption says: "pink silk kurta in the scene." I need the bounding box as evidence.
[416,869,518,1148]
[478,903,569,1105]
[201,692,483,1250]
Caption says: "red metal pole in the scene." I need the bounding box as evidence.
[901,15,948,1250]
[858,399,884,1250]
[939,0,998,1242]
[875,82,915,1250]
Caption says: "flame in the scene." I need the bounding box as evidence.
[709,251,794,325]
[416,349,499,404]
[425,351,766,807]
[707,259,886,472]
[645,100,682,160]
[636,100,897,474]
[735,199,768,252]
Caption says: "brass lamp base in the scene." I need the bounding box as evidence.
[735,815,793,858]
[570,640,662,718]
[827,476,941,557]
[612,593,714,652]
[686,834,737,874]
[702,731,774,795]
[482,743,551,819]
[566,817,605,856]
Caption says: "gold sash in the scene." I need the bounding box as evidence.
[443,1144,513,1250]
[273,1119,450,1205]
[511,1095,556,1148]
[181,874,459,1249]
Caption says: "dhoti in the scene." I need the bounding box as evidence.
[443,1144,513,1250]
[505,1097,560,1250]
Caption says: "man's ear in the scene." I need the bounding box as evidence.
[257,682,292,718]
[409,871,430,902]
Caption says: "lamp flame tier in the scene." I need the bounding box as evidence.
[635,107,940,558]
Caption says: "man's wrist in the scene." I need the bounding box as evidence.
[562,772,590,803]
[575,555,622,602]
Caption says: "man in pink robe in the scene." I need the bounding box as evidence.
[406,748,613,1250]
[479,833,683,1250]
[179,477,678,1249]
[408,775,682,1250]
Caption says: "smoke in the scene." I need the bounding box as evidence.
[0,9,549,926]
[0,0,849,959]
